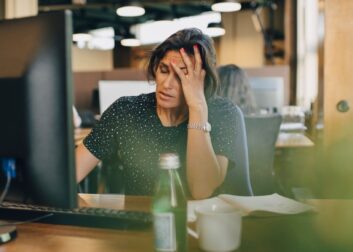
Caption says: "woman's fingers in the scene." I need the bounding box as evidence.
[179,48,194,73]
[170,61,186,82]
[193,44,202,73]
[172,47,204,86]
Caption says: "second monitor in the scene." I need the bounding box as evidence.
[99,80,156,114]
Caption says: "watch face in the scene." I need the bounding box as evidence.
[205,122,211,132]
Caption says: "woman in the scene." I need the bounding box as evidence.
[76,28,238,199]
[217,64,257,115]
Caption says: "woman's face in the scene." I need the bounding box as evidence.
[155,50,195,110]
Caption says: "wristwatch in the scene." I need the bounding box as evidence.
[187,122,212,133]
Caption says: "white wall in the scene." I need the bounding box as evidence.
[4,0,37,18]
[218,11,264,67]
[72,45,114,72]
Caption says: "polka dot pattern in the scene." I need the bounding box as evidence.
[84,93,238,195]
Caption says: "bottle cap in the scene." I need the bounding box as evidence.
[159,153,180,169]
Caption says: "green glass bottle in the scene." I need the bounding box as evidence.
[152,153,188,252]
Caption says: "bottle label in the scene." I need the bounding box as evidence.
[153,212,176,252]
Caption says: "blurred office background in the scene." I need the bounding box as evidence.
[2,0,353,247]
[1,0,352,195]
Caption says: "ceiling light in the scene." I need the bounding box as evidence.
[72,33,92,48]
[121,33,141,47]
[73,29,116,50]
[205,22,226,37]
[89,27,115,38]
[116,2,145,17]
[132,12,222,45]
[72,33,92,42]
[121,38,141,47]
[211,0,241,12]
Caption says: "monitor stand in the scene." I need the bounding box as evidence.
[0,221,17,244]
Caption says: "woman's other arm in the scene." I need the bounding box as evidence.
[171,46,228,199]
[186,107,229,200]
[75,144,100,183]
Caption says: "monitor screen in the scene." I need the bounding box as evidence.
[99,80,156,114]
[248,77,284,113]
[0,11,77,208]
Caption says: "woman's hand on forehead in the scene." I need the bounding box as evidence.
[170,45,207,110]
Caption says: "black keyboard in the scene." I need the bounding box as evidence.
[0,201,152,230]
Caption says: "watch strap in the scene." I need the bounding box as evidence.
[187,122,211,133]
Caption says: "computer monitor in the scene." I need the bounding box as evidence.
[99,80,156,114]
[248,77,285,113]
[0,11,77,208]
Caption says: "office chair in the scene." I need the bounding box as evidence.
[220,106,254,196]
[244,114,282,195]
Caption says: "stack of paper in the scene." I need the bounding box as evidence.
[188,193,315,222]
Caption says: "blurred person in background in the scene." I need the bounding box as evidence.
[217,64,257,115]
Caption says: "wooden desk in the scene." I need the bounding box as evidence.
[274,132,315,197]
[3,194,154,252]
[274,133,315,196]
[275,132,314,148]
[2,194,353,252]
[75,128,314,149]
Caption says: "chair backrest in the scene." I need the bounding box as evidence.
[220,106,254,196]
[244,114,282,195]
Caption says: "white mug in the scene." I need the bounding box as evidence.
[189,204,242,252]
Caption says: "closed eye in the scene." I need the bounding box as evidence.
[160,68,169,74]
[159,64,169,74]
